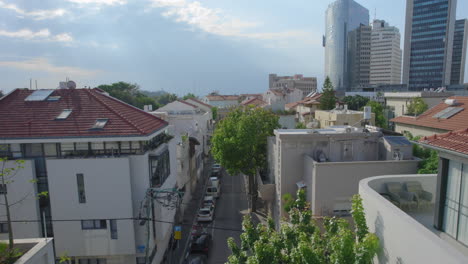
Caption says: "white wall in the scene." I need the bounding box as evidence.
[6,238,55,264]
[0,160,42,240]
[47,158,136,258]
[278,115,297,129]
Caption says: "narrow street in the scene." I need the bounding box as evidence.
[207,172,248,264]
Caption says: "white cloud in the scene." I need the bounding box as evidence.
[66,0,126,6]
[148,0,312,43]
[0,1,67,20]
[0,28,73,42]
[0,57,100,77]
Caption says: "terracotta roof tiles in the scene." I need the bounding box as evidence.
[420,128,468,155]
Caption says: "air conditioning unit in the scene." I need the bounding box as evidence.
[393,150,403,160]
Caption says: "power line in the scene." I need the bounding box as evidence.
[8,217,244,233]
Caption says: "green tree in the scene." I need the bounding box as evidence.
[182,93,197,100]
[404,132,439,174]
[97,82,159,110]
[406,98,428,116]
[211,107,218,120]
[320,76,336,110]
[211,106,280,212]
[365,101,387,128]
[155,93,178,106]
[295,122,306,129]
[227,191,379,264]
[343,95,370,111]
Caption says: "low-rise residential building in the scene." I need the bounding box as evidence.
[384,91,453,118]
[263,88,303,111]
[0,87,177,264]
[286,93,322,124]
[269,74,317,97]
[203,94,240,108]
[359,129,468,263]
[391,96,468,137]
[267,128,420,227]
[241,97,268,108]
[315,107,375,128]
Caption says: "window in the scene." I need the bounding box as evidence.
[56,109,72,120]
[78,259,107,264]
[0,184,6,194]
[149,149,171,187]
[443,160,468,246]
[110,219,118,239]
[0,223,8,233]
[76,173,86,203]
[81,220,107,230]
[91,118,108,129]
[136,257,146,264]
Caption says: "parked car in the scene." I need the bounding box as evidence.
[210,176,220,189]
[190,233,212,255]
[205,186,220,198]
[203,195,216,210]
[197,207,214,222]
[185,254,207,264]
[212,163,222,173]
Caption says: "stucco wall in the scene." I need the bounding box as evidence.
[6,238,55,264]
[278,115,296,129]
[0,160,41,240]
[394,123,449,137]
[47,157,136,258]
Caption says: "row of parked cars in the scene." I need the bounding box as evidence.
[186,163,223,264]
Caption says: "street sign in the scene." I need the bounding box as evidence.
[174,226,182,240]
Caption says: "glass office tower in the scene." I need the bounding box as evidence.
[324,0,369,91]
[402,0,457,90]
[450,19,468,85]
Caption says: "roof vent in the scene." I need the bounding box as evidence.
[67,80,76,89]
[91,118,108,129]
[445,99,457,106]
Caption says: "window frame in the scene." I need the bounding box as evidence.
[76,173,86,204]
[81,220,107,230]
[0,222,8,233]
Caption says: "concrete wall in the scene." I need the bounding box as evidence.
[394,123,449,137]
[309,158,419,215]
[46,158,136,258]
[360,174,468,264]
[278,115,296,129]
[5,238,55,264]
[315,110,375,128]
[0,160,42,240]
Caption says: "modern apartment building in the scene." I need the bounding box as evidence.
[0,87,179,264]
[348,24,372,89]
[268,74,318,97]
[324,0,369,90]
[451,19,468,85]
[384,91,453,118]
[370,19,402,85]
[402,0,457,90]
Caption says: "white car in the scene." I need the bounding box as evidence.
[197,207,214,222]
[205,186,220,198]
[203,195,216,210]
[212,164,222,173]
[209,177,220,189]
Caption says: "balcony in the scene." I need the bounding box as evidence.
[359,174,468,264]
[0,238,55,264]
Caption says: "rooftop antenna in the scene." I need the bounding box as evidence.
[374,8,377,21]
[29,78,32,90]
[35,80,38,90]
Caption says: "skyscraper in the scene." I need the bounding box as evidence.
[370,20,402,85]
[348,24,371,88]
[324,0,369,91]
[402,0,457,90]
[450,19,468,85]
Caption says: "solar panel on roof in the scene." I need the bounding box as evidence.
[24,90,54,101]
[433,107,463,119]
[383,136,411,146]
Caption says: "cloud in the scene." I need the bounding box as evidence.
[0,57,100,77]
[0,28,73,42]
[66,0,126,6]
[148,0,315,43]
[0,1,67,20]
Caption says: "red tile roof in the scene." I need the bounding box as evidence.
[206,95,239,101]
[420,129,468,155]
[0,88,168,139]
[241,97,267,107]
[391,96,468,131]
[285,93,322,110]
[185,98,212,108]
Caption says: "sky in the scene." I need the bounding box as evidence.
[1,0,468,96]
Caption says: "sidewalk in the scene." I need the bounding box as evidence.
[170,157,213,264]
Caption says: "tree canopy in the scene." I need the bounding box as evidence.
[227,190,379,264]
[404,132,439,174]
[343,95,370,111]
[0,90,4,98]
[406,98,428,116]
[320,77,336,110]
[211,106,280,211]
[365,101,387,128]
[182,93,197,100]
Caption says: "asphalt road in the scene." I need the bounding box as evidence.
[207,172,248,264]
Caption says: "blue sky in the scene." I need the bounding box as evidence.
[1,0,467,95]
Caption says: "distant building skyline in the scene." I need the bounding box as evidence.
[268,73,317,97]
[450,19,468,85]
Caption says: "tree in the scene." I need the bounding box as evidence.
[211,107,280,212]
[295,122,306,129]
[226,190,379,264]
[404,132,439,174]
[406,98,428,116]
[211,107,218,120]
[320,76,336,110]
[0,90,4,98]
[154,93,178,106]
[343,95,370,111]
[182,93,197,100]
[97,82,160,110]
[365,101,387,128]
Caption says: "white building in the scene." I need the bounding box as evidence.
[203,94,240,108]
[370,19,402,85]
[0,87,179,264]
[384,91,453,118]
[269,74,318,97]
[266,128,420,227]
[263,88,303,111]
[359,129,468,263]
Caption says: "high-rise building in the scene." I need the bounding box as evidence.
[370,20,402,85]
[348,24,372,89]
[324,0,369,91]
[450,19,468,85]
[268,74,317,97]
[402,0,457,90]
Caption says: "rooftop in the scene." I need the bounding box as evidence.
[205,95,239,101]
[0,88,168,140]
[420,128,468,155]
[241,97,267,107]
[384,91,453,98]
[391,96,468,131]
[275,126,368,135]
